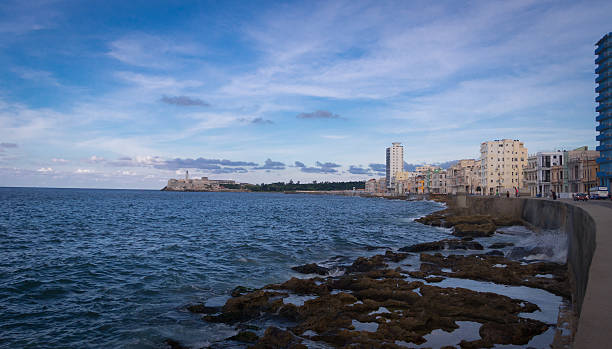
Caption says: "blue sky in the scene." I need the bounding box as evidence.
[0,0,610,189]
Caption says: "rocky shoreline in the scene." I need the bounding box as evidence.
[173,196,571,349]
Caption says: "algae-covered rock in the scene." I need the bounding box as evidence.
[453,223,496,237]
[400,239,483,252]
[227,330,259,343]
[291,263,329,275]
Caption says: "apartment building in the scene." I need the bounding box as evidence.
[567,147,599,193]
[480,139,528,195]
[447,159,480,194]
[386,142,404,189]
[595,32,612,191]
[524,151,564,197]
[429,169,448,194]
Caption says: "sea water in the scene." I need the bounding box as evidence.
[0,188,450,348]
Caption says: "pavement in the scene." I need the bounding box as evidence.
[561,199,612,348]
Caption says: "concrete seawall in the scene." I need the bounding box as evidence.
[452,195,610,347]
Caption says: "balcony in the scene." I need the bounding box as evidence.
[596,64,611,75]
[596,94,611,103]
[597,104,611,113]
[597,171,612,177]
[596,157,612,164]
[597,144,612,151]
[596,54,612,65]
[596,83,612,93]
[596,124,612,132]
[596,113,612,122]
[596,133,612,141]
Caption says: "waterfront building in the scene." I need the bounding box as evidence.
[596,32,612,191]
[165,172,237,191]
[386,142,404,190]
[447,159,479,194]
[567,147,599,193]
[365,179,376,193]
[429,169,448,194]
[480,139,528,195]
[523,151,564,197]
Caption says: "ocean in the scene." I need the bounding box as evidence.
[0,187,450,348]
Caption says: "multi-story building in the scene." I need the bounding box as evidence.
[596,32,612,191]
[480,139,528,195]
[386,142,404,190]
[447,159,480,194]
[429,169,448,194]
[523,151,564,197]
[567,147,599,193]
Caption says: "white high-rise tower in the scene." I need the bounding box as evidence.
[386,142,404,189]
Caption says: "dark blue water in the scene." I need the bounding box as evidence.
[0,188,447,348]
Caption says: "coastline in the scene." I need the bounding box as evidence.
[176,195,572,349]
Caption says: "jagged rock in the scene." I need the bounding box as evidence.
[400,239,483,252]
[424,276,444,283]
[492,216,524,227]
[485,250,505,256]
[231,285,257,297]
[419,253,570,298]
[227,331,259,343]
[507,246,553,260]
[445,214,494,227]
[488,242,514,249]
[346,255,387,273]
[164,339,187,349]
[204,290,286,323]
[248,327,306,349]
[453,223,496,237]
[384,250,410,262]
[291,263,329,275]
[186,303,219,314]
[267,277,330,295]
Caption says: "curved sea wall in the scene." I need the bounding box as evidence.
[452,195,596,317]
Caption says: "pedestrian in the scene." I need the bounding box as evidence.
[552,190,557,200]
[506,191,510,198]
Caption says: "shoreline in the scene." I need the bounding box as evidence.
[176,195,571,348]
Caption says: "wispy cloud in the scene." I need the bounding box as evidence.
[297,161,341,173]
[297,110,341,119]
[160,95,210,107]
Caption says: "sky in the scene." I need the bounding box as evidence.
[0,0,610,189]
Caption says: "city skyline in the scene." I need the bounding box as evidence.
[1,1,610,189]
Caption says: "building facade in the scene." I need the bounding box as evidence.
[447,159,479,194]
[386,142,404,190]
[480,139,528,195]
[596,32,612,191]
[567,147,599,193]
[429,169,448,194]
[523,152,564,197]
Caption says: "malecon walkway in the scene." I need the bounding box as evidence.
[566,199,612,348]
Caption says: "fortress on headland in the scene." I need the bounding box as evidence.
[161,170,239,191]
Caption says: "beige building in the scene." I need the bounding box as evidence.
[567,147,599,193]
[365,178,387,193]
[386,142,404,189]
[447,159,480,194]
[429,169,448,194]
[480,139,528,195]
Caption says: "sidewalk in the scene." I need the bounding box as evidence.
[565,200,612,348]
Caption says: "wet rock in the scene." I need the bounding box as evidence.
[164,339,187,349]
[485,250,504,256]
[205,290,286,323]
[492,216,524,227]
[346,255,388,273]
[400,239,483,252]
[445,214,494,227]
[460,318,548,348]
[453,223,496,238]
[186,303,219,314]
[419,253,570,298]
[424,276,444,283]
[231,285,257,297]
[384,250,409,262]
[227,330,259,343]
[267,277,330,295]
[291,263,329,276]
[249,326,305,349]
[488,242,514,249]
